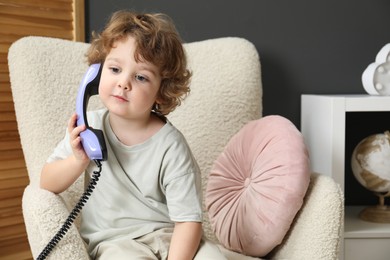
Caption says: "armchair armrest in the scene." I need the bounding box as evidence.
[269,173,344,260]
[22,185,89,260]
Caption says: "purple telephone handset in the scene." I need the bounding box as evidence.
[76,63,107,161]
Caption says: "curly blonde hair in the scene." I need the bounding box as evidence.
[86,10,191,115]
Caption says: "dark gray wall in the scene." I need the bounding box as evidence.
[85,0,390,128]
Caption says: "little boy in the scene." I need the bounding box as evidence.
[40,10,227,260]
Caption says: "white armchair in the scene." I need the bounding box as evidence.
[8,36,343,259]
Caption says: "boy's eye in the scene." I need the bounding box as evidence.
[110,67,120,73]
[135,74,148,82]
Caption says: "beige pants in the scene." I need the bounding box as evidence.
[94,227,227,260]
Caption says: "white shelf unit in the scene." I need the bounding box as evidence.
[301,94,390,260]
[345,206,390,260]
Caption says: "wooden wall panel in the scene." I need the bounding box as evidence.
[0,1,85,259]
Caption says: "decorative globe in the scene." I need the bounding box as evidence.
[351,131,390,193]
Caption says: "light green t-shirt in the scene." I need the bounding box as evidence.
[47,109,202,257]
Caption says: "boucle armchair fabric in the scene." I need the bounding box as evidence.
[8,36,343,259]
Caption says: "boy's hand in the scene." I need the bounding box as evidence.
[68,113,89,162]
[40,114,91,193]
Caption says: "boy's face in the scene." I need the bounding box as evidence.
[99,35,162,121]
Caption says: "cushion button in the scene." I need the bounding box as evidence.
[244,177,251,188]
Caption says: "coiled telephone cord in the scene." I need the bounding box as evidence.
[36,160,102,260]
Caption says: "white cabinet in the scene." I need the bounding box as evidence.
[301,94,390,260]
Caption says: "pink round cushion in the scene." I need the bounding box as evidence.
[206,115,310,257]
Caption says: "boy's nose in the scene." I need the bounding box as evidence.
[119,78,131,90]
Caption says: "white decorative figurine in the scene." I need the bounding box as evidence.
[362,43,390,95]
